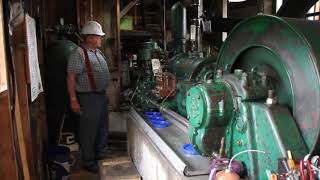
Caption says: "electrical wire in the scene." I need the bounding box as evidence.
[208,149,266,180]
[228,149,266,170]
[300,160,307,180]
[130,74,142,103]
[208,167,215,180]
[161,88,175,104]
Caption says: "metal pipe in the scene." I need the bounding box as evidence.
[149,99,160,108]
[171,2,187,53]
[160,106,189,128]
[90,0,93,20]
[149,100,189,128]
[191,0,203,52]
[162,0,167,52]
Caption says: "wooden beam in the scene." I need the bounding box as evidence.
[15,89,31,180]
[258,0,275,14]
[12,18,36,180]
[77,0,91,27]
[120,0,139,18]
[0,92,18,179]
[0,1,18,178]
[115,0,122,110]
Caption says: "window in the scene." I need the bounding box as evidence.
[276,0,282,12]
[0,2,7,93]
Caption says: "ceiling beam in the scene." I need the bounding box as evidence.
[120,0,139,18]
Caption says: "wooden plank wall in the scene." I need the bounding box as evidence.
[0,0,19,179]
[0,92,19,179]
[44,0,77,26]
[12,22,36,179]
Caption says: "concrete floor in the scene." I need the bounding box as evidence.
[108,111,128,132]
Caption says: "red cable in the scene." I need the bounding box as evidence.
[300,160,306,180]
[306,161,314,180]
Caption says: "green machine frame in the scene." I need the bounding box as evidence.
[186,15,320,179]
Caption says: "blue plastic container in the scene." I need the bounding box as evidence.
[145,111,161,116]
[150,120,170,128]
[146,114,159,118]
[183,144,198,155]
[148,116,165,121]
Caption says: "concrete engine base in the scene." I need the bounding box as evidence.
[127,107,209,180]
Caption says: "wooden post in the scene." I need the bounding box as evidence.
[12,21,36,179]
[14,89,31,180]
[259,0,275,14]
[115,0,122,110]
[0,93,19,179]
[0,0,18,178]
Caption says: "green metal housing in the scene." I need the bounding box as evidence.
[45,40,77,143]
[186,15,320,179]
[167,53,216,116]
[137,41,158,61]
[168,53,216,81]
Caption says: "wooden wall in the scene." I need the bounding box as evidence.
[0,0,29,179]
[0,0,121,178]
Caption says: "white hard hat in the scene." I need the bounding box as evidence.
[81,21,105,36]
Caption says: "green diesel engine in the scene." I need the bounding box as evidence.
[132,1,217,117]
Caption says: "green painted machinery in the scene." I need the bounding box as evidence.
[45,40,77,143]
[137,41,158,61]
[132,1,217,114]
[132,51,217,113]
[186,15,320,179]
[131,41,159,110]
[168,53,216,116]
[169,53,216,81]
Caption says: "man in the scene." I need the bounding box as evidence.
[67,21,110,172]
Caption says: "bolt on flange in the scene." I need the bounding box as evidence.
[266,89,276,105]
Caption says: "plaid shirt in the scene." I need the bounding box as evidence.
[67,45,110,92]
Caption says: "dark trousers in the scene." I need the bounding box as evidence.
[77,93,109,164]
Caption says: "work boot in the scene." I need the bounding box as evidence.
[83,161,99,173]
[96,151,112,160]
[96,147,111,160]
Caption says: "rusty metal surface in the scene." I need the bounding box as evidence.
[154,72,177,98]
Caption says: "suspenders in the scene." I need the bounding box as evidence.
[80,46,97,90]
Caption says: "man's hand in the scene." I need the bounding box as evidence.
[106,95,110,104]
[67,72,80,112]
[70,99,81,113]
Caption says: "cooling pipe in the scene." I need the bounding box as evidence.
[190,0,203,53]
[149,100,189,128]
[171,1,187,53]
